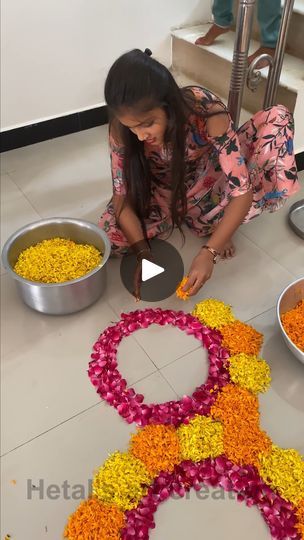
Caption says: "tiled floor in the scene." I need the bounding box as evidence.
[1,126,303,540]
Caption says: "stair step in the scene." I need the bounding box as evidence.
[240,0,304,59]
[172,24,304,93]
[291,0,304,15]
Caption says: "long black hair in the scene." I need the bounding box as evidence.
[104,48,215,236]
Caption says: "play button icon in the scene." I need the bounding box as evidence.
[142,259,164,282]
[120,238,184,302]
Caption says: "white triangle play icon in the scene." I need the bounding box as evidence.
[142,259,165,282]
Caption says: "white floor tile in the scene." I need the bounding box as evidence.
[161,346,209,397]
[5,127,112,223]
[1,273,156,455]
[152,486,270,539]
[241,181,304,278]
[132,325,203,369]
[1,371,179,539]
[0,174,40,274]
[1,402,134,540]
[132,370,178,404]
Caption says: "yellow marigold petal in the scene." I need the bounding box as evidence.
[259,445,304,506]
[192,298,235,329]
[177,415,224,461]
[211,384,271,467]
[220,320,263,356]
[228,353,271,394]
[92,451,152,511]
[64,498,125,540]
[176,276,191,300]
[14,237,102,283]
[130,424,181,476]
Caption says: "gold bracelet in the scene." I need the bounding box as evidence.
[201,245,220,264]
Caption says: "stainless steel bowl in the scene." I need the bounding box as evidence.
[277,277,304,364]
[2,218,111,315]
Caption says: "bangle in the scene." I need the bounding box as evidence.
[201,245,220,264]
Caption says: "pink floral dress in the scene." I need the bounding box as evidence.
[99,86,300,254]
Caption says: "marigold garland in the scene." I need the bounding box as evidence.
[211,384,272,467]
[228,353,271,394]
[64,498,125,540]
[259,445,304,506]
[220,320,263,355]
[64,300,304,539]
[92,452,152,511]
[192,298,235,329]
[281,300,304,352]
[177,415,224,461]
[176,276,191,300]
[130,425,181,476]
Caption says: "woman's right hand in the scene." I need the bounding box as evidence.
[133,249,153,301]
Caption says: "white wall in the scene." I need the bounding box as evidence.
[0,0,212,131]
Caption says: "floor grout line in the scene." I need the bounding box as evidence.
[157,370,180,399]
[238,227,302,280]
[246,304,277,323]
[0,364,163,458]
[1,400,103,458]
[158,344,202,370]
[6,171,43,218]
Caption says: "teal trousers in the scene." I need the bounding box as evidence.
[213,0,282,48]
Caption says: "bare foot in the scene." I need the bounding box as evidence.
[220,240,236,259]
[195,24,230,46]
[248,46,275,69]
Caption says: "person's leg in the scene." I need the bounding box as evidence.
[258,0,281,48]
[237,105,299,222]
[99,200,172,257]
[248,0,281,67]
[195,0,233,46]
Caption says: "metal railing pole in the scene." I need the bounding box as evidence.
[228,0,256,127]
[263,0,295,108]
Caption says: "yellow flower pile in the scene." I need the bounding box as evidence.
[259,446,304,506]
[177,415,224,461]
[228,353,271,394]
[92,451,152,511]
[192,298,235,329]
[14,237,102,283]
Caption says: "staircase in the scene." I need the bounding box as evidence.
[171,1,304,153]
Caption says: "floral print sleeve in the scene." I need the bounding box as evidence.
[206,120,252,198]
[109,132,127,196]
[191,86,251,198]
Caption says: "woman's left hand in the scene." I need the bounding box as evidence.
[182,249,214,296]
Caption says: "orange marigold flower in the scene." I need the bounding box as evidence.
[211,384,271,467]
[295,500,304,538]
[176,276,191,300]
[281,300,304,352]
[130,424,181,476]
[220,320,263,356]
[64,498,125,540]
